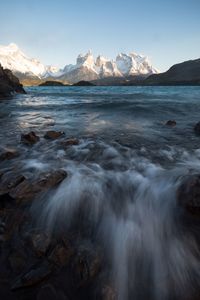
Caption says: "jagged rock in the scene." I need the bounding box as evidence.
[0,64,26,97]
[72,244,101,287]
[177,174,200,215]
[21,131,40,145]
[165,120,176,127]
[10,169,67,202]
[61,138,79,147]
[44,131,65,140]
[48,243,74,267]
[194,122,200,134]
[11,260,53,290]
[0,148,19,161]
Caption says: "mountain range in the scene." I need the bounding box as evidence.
[0,43,158,84]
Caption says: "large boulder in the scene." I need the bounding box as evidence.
[0,64,26,97]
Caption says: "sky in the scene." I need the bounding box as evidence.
[0,0,200,71]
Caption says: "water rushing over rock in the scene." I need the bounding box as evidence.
[1,86,200,299]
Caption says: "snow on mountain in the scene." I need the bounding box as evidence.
[0,43,62,78]
[0,43,158,83]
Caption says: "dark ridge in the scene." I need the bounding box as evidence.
[39,81,67,86]
[73,80,95,86]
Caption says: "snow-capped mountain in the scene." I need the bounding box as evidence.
[0,43,159,84]
[0,43,63,79]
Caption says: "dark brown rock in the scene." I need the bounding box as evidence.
[10,169,67,202]
[11,260,53,290]
[21,131,40,145]
[61,138,79,147]
[37,284,62,300]
[165,120,176,126]
[0,148,19,161]
[194,122,200,135]
[44,131,65,140]
[177,175,200,215]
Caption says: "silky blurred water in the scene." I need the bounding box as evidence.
[1,86,200,300]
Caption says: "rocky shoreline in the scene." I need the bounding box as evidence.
[1,125,200,300]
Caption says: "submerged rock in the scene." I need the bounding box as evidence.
[72,244,101,287]
[0,148,19,161]
[44,131,65,140]
[10,169,67,202]
[194,121,200,134]
[177,174,200,215]
[21,131,40,145]
[61,138,79,147]
[165,120,176,126]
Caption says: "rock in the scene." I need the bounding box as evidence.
[30,232,51,257]
[165,120,176,126]
[0,64,26,97]
[0,148,19,161]
[21,131,40,145]
[177,175,200,215]
[194,122,200,134]
[101,285,116,300]
[48,243,74,267]
[10,169,67,202]
[0,172,26,196]
[73,81,95,86]
[72,244,101,287]
[11,260,53,290]
[44,131,65,140]
[61,138,79,147]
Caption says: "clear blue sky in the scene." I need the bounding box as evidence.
[0,0,199,71]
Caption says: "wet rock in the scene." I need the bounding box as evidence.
[0,172,26,196]
[101,285,116,300]
[165,120,176,127]
[194,121,200,134]
[21,131,40,145]
[11,260,53,290]
[72,244,101,287]
[29,232,51,257]
[0,148,19,161]
[10,169,67,202]
[61,138,79,147]
[48,242,74,267]
[177,174,200,215]
[44,131,65,140]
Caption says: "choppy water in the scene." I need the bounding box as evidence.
[1,86,200,299]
